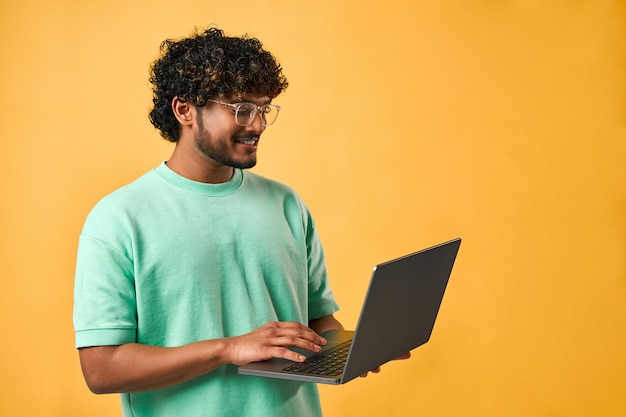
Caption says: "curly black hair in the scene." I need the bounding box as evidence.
[148,27,289,142]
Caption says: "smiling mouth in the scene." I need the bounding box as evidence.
[234,136,259,146]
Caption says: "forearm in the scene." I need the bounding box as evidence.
[79,321,328,394]
[79,339,230,394]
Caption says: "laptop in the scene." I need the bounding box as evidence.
[238,238,461,385]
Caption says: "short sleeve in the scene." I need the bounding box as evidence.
[73,233,138,348]
[303,208,340,320]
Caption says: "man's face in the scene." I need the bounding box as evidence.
[194,93,270,170]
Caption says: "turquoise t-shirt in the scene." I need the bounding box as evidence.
[73,163,339,417]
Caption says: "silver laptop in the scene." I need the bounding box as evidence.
[238,238,461,385]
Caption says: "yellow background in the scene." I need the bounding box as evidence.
[1,1,624,416]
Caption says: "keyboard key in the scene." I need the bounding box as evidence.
[283,340,352,376]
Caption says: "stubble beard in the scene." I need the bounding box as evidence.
[195,118,257,170]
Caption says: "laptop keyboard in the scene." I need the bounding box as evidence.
[283,340,352,376]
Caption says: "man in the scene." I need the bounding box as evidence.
[74,27,393,417]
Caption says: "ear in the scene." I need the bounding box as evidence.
[171,97,195,126]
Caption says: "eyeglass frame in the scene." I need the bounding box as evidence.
[206,99,281,127]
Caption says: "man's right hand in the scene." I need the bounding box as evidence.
[228,321,327,365]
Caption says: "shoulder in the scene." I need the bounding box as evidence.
[242,171,311,203]
[241,171,319,232]
[82,169,162,235]
[95,170,159,208]
[242,170,309,208]
[242,170,296,193]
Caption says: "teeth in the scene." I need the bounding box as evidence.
[241,140,257,145]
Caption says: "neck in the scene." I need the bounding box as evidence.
[166,146,235,184]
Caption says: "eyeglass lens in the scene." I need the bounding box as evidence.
[235,103,279,126]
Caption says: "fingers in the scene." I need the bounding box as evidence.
[229,321,327,365]
[359,352,411,377]
[263,321,327,352]
[261,322,327,363]
[360,367,381,378]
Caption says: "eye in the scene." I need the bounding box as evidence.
[236,103,255,117]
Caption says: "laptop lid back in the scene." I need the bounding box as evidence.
[341,238,461,383]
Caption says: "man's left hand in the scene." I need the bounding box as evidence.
[360,352,412,378]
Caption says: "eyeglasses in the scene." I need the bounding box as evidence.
[207,99,281,127]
